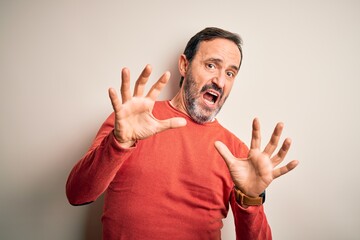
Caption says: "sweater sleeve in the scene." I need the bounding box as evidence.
[66,113,135,205]
[230,189,272,240]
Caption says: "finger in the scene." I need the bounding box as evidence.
[271,138,291,167]
[157,117,187,132]
[214,141,236,168]
[108,88,121,113]
[263,122,284,156]
[273,160,299,179]
[121,68,131,103]
[250,118,261,150]
[146,71,170,100]
[134,64,152,97]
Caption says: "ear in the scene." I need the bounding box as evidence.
[178,54,188,78]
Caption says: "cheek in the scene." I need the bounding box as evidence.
[196,66,214,81]
[192,75,209,90]
[223,81,234,95]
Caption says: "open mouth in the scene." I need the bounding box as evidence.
[203,90,219,105]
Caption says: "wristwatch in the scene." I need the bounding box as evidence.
[234,186,266,206]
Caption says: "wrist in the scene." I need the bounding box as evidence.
[234,186,265,206]
[118,140,136,149]
[112,131,135,148]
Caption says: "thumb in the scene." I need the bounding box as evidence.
[214,141,235,168]
[157,117,187,132]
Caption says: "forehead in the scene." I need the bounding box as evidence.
[195,38,241,67]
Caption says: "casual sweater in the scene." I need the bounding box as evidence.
[66,101,272,239]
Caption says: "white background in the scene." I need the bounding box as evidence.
[1,0,359,239]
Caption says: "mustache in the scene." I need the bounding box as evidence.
[200,83,223,96]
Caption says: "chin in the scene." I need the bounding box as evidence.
[189,107,219,124]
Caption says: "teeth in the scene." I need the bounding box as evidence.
[207,91,219,97]
[207,91,218,104]
[203,90,219,105]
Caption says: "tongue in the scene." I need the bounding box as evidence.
[204,92,215,103]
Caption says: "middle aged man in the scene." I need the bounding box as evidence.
[66,27,299,239]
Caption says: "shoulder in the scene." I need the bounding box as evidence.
[152,101,170,118]
[214,122,249,158]
[153,100,168,111]
[153,101,185,119]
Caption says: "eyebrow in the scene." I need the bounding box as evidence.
[207,58,239,73]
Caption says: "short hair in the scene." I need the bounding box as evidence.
[180,27,243,86]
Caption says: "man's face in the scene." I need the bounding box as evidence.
[182,38,241,124]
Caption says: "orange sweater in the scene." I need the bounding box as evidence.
[66,101,271,239]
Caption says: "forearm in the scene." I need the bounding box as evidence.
[230,190,272,240]
[66,131,135,205]
[66,113,136,205]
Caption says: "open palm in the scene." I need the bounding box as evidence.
[109,65,186,148]
[215,118,299,197]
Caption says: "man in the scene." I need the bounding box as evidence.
[66,27,298,239]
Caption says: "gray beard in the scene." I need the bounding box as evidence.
[183,72,226,124]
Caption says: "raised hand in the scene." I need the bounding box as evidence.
[214,118,299,198]
[108,64,187,148]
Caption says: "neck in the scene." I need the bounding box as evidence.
[170,91,189,117]
[170,90,216,123]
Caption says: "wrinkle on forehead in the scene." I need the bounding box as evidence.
[196,39,241,68]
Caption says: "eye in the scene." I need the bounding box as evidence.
[207,63,216,69]
[226,71,235,78]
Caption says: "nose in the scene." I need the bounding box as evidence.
[212,71,226,89]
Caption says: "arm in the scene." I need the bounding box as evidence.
[66,65,186,205]
[215,118,299,239]
[66,114,134,205]
[230,190,271,240]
